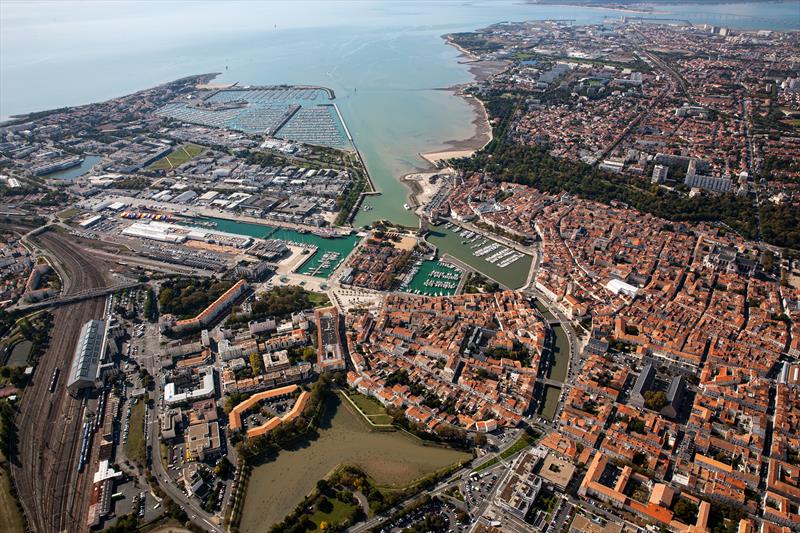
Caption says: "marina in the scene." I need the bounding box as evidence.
[297,250,344,278]
[401,259,463,296]
[156,86,352,149]
[427,225,531,289]
[195,217,360,279]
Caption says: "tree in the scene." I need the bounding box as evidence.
[628,418,646,434]
[250,352,264,375]
[673,498,699,524]
[317,496,333,513]
[644,390,668,411]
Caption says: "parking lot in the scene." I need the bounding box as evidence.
[379,496,467,533]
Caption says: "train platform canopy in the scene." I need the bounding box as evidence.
[67,319,107,393]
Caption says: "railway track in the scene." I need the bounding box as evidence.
[10,230,109,532]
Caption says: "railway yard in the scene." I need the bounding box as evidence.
[1,17,798,531]
[8,229,112,532]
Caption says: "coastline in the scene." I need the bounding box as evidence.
[419,91,492,165]
[418,40,507,166]
[531,3,668,14]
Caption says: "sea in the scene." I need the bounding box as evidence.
[2,0,798,225]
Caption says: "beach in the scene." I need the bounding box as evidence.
[419,41,507,167]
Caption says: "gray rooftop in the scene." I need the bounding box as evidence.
[67,319,105,390]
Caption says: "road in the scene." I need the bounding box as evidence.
[10,228,110,533]
[145,338,226,533]
[349,432,528,533]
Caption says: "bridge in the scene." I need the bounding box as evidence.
[17,282,143,311]
[536,377,564,388]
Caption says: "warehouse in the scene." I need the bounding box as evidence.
[121,221,187,243]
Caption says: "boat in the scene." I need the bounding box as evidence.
[403,203,410,210]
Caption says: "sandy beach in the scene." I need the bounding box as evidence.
[418,40,508,167]
[419,93,492,165]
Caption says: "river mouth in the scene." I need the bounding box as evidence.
[239,393,471,531]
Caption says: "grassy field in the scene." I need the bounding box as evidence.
[308,498,357,531]
[349,393,385,415]
[56,207,82,220]
[343,392,394,426]
[126,401,146,465]
[0,469,25,533]
[148,143,205,171]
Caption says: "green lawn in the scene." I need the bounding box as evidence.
[308,292,332,308]
[126,401,146,465]
[367,414,394,425]
[148,143,205,171]
[473,433,534,472]
[340,391,394,428]
[308,498,357,531]
[349,393,386,416]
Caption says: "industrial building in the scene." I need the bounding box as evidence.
[121,220,253,248]
[67,319,108,394]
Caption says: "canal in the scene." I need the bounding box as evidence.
[539,385,562,421]
[547,325,570,383]
[239,394,470,531]
[424,226,531,289]
[536,304,572,421]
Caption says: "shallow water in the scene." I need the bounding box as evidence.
[239,394,470,530]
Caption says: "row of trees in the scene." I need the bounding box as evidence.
[451,86,800,250]
[455,142,761,241]
[335,172,367,226]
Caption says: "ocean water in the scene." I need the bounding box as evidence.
[2,1,798,225]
